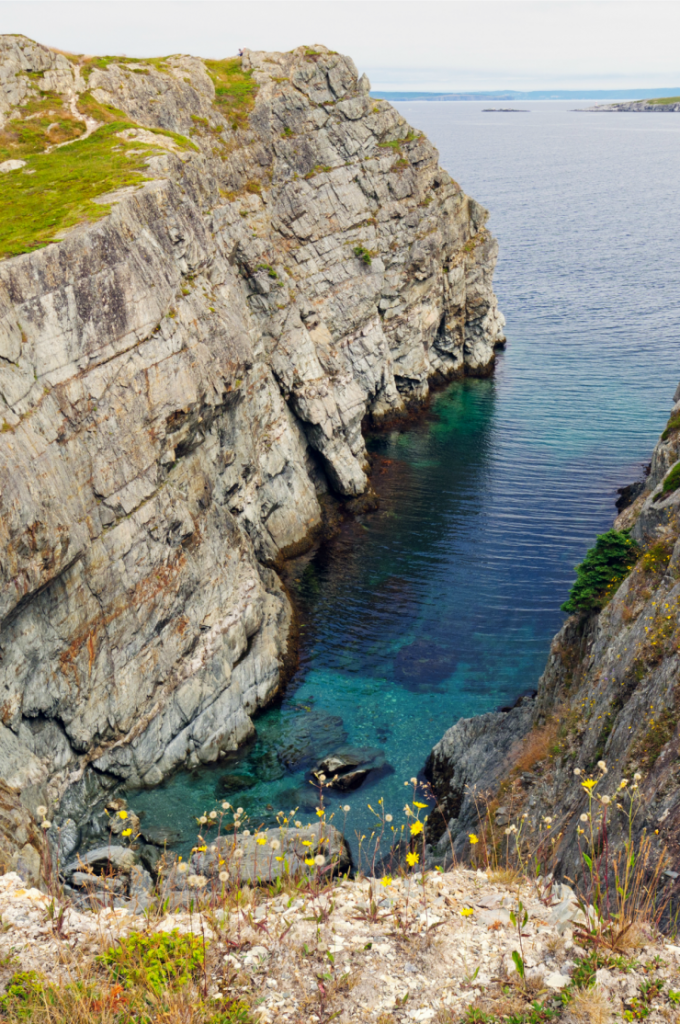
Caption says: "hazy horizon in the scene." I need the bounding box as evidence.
[1,0,679,93]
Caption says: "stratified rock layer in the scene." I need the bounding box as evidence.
[0,37,504,832]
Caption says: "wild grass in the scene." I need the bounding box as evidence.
[203,59,258,130]
[657,462,680,499]
[0,92,86,161]
[0,123,154,258]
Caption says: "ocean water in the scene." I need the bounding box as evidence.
[130,103,680,862]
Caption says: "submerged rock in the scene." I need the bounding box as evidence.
[393,639,457,690]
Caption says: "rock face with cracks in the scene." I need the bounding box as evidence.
[0,38,505,845]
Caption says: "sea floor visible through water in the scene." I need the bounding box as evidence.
[129,101,680,865]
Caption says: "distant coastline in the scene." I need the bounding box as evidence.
[373,88,680,102]
[583,97,680,112]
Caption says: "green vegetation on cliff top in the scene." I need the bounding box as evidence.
[0,54,255,258]
[562,528,640,614]
[0,122,154,258]
[204,58,258,129]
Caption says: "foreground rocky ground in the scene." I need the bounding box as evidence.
[1,866,679,1023]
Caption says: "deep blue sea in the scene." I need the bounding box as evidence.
[131,102,680,862]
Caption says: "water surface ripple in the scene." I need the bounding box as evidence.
[131,103,680,860]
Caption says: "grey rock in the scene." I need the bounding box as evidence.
[185,824,351,886]
[0,38,504,852]
[426,698,535,856]
[64,845,137,875]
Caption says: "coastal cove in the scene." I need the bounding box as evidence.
[130,102,680,863]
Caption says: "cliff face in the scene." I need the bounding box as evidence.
[0,37,504,835]
[429,390,680,883]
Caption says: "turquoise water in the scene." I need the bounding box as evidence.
[130,103,680,862]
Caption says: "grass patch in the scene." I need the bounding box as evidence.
[660,414,680,441]
[0,122,156,258]
[204,58,258,130]
[81,55,173,80]
[648,96,680,104]
[654,461,680,500]
[0,93,86,161]
[562,529,640,614]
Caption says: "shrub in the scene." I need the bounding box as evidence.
[98,929,205,994]
[353,244,373,265]
[562,529,640,614]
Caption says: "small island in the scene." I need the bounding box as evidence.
[482,107,529,112]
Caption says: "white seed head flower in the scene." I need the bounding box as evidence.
[385,814,393,823]
[597,761,607,772]
[270,839,280,850]
[234,849,245,859]
[237,807,244,814]
[36,805,47,818]
[543,816,553,825]
[410,777,417,785]
[619,779,629,789]
[633,773,642,782]
[40,820,51,830]
[343,806,350,814]
[314,854,325,866]
[222,802,231,810]
[580,814,588,823]
[318,774,326,783]
[573,768,581,776]
[601,795,611,805]
[209,811,217,819]
[219,871,229,882]
[294,820,302,828]
[177,862,189,874]
[242,830,251,837]
[404,805,412,816]
[198,816,207,825]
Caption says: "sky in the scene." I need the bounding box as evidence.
[1,0,680,92]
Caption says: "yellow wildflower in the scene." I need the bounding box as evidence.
[304,856,315,867]
[460,908,474,918]
[468,833,479,845]
[316,808,325,818]
[256,836,266,846]
[410,820,424,837]
[381,876,392,887]
[413,801,428,809]
[581,779,597,791]
[406,851,419,867]
[118,810,128,820]
[121,828,132,837]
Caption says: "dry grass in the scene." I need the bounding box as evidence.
[487,867,522,886]
[567,985,614,1024]
[512,721,559,773]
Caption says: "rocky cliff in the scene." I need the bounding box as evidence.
[429,388,680,887]
[0,36,504,847]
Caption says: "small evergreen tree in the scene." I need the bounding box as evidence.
[562,529,640,614]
